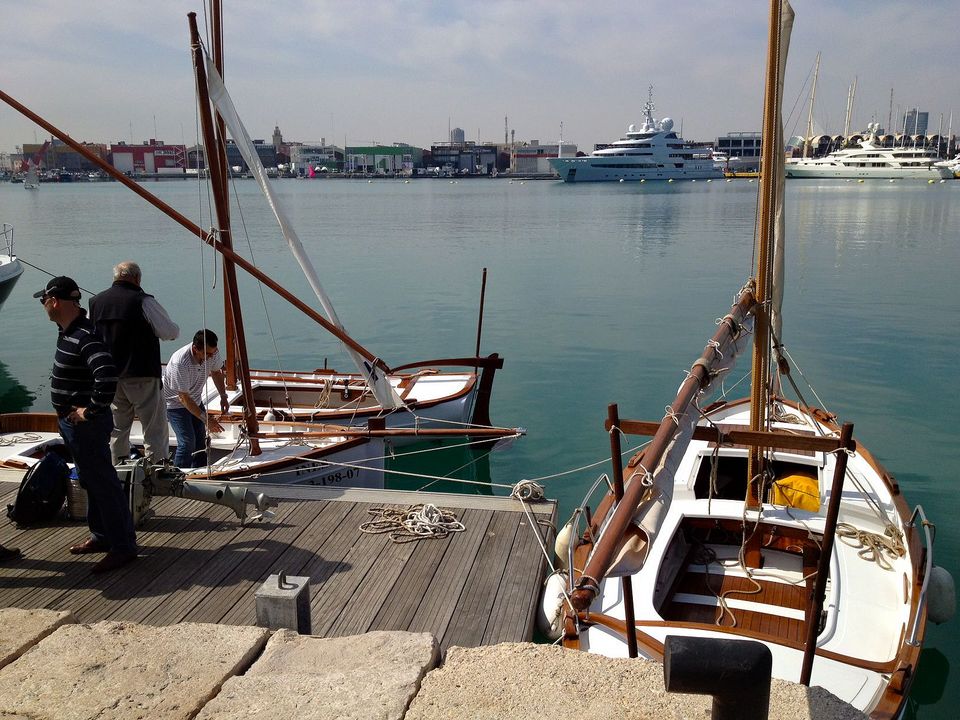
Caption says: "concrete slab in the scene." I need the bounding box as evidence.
[405,643,867,720]
[0,608,74,670]
[0,620,269,720]
[197,629,439,720]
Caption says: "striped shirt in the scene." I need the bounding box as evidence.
[51,314,117,418]
[163,343,223,409]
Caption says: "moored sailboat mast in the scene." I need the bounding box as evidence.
[188,11,260,453]
[747,0,793,517]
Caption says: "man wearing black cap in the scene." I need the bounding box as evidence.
[36,276,137,574]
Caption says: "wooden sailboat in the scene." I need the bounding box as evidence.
[541,1,953,716]
[0,7,520,488]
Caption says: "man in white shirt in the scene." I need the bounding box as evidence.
[89,261,180,464]
[163,329,229,468]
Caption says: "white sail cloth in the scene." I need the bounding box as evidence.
[202,54,402,410]
[770,1,795,351]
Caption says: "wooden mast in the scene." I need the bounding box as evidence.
[746,0,785,518]
[189,12,260,454]
[209,0,237,390]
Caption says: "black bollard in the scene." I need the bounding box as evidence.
[663,635,772,720]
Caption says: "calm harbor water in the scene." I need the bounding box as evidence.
[1,176,958,716]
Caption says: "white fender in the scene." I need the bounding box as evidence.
[536,571,568,641]
[928,565,956,625]
[554,522,573,571]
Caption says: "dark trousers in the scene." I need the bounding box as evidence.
[58,413,137,554]
[167,406,207,468]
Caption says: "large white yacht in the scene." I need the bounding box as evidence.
[550,90,721,183]
[786,124,953,179]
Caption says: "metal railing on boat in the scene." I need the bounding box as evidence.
[905,504,936,647]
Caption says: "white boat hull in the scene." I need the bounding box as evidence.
[785,163,951,179]
[0,419,386,490]
[205,367,484,434]
[569,400,924,716]
[551,157,722,182]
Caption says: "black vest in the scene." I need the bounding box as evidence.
[89,281,161,378]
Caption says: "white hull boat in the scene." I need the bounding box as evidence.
[0,224,24,311]
[786,140,954,179]
[0,413,385,489]
[539,3,954,717]
[550,89,722,183]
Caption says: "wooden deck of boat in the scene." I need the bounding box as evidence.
[0,477,556,651]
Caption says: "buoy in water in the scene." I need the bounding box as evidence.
[619,178,625,183]
[667,178,674,183]
[928,565,956,625]
[536,571,568,641]
[706,179,712,182]
[858,179,865,183]
[928,179,935,184]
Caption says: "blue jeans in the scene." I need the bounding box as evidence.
[167,406,207,468]
[58,412,137,554]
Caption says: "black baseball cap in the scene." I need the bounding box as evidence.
[33,276,81,301]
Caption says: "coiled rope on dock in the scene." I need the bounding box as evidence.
[359,504,465,543]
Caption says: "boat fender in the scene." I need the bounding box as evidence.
[264,399,277,422]
[536,571,568,641]
[554,522,573,571]
[928,565,956,625]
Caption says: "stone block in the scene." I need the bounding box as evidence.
[255,573,310,633]
[0,620,269,720]
[0,608,74,670]
[405,643,867,720]
[196,629,439,720]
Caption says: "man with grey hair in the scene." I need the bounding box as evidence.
[89,261,180,463]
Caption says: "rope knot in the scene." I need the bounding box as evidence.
[512,479,545,502]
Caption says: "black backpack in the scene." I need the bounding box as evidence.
[6,452,69,526]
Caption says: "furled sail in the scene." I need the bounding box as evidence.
[202,54,403,409]
[570,286,757,606]
[770,2,794,357]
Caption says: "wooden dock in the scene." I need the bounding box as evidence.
[0,478,556,651]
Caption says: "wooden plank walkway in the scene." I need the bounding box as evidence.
[0,478,556,651]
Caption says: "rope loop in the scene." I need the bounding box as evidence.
[836,522,905,570]
[707,338,723,359]
[511,479,546,502]
[0,432,43,447]
[664,405,680,426]
[574,575,601,596]
[359,504,465,543]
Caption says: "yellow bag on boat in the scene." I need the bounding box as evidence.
[770,471,820,512]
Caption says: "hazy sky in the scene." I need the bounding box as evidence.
[1,0,958,153]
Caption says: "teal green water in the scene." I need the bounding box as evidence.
[1,177,957,716]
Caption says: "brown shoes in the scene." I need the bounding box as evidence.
[69,538,110,555]
[90,551,138,574]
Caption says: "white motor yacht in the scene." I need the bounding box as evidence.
[786,132,953,179]
[550,89,722,183]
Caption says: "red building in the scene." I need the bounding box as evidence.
[109,140,186,175]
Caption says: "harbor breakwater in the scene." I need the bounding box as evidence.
[0,608,864,719]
